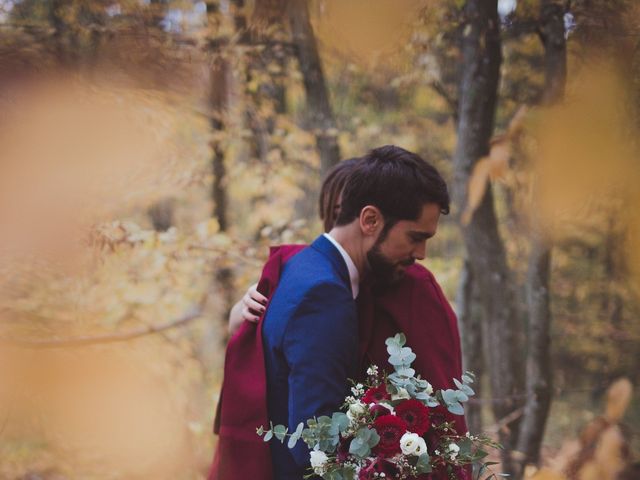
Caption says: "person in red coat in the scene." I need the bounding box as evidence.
[210,157,468,480]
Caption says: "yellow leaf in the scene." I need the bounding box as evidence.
[461,156,491,226]
[604,378,632,423]
[527,467,566,480]
[461,137,512,225]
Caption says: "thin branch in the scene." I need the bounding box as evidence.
[0,300,206,349]
[189,244,264,267]
[429,80,459,121]
[502,18,541,41]
[485,407,525,434]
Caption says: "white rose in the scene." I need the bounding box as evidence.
[400,432,428,457]
[310,450,329,474]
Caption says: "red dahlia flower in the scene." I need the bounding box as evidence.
[372,415,408,457]
[395,399,431,435]
[362,384,390,404]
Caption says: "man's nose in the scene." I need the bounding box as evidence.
[413,242,427,261]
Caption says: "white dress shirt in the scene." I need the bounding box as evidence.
[323,233,359,299]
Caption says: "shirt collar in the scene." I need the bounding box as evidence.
[323,233,359,299]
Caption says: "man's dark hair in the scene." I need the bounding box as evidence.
[335,145,450,229]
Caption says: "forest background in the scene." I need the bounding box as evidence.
[0,0,638,479]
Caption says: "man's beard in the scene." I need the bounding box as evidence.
[366,241,414,293]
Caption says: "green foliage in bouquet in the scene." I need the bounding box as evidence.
[258,334,502,480]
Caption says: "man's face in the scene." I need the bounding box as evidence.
[366,203,441,287]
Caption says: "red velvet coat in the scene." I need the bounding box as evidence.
[209,245,468,480]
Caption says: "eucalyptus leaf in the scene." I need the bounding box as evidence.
[416,453,432,474]
[287,433,299,449]
[388,354,403,366]
[326,470,343,480]
[442,389,457,404]
[273,424,288,442]
[447,402,464,415]
[397,367,416,377]
[332,412,350,432]
[386,343,401,356]
[456,391,469,402]
[461,384,475,396]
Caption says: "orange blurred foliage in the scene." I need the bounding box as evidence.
[312,0,423,69]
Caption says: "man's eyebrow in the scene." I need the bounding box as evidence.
[409,231,435,240]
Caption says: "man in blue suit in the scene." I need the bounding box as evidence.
[262,145,451,479]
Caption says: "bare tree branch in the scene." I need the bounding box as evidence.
[0,301,206,349]
[429,80,459,122]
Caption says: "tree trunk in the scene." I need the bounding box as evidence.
[455,258,484,435]
[146,0,175,231]
[245,0,290,163]
[49,0,76,67]
[208,2,231,232]
[287,0,340,179]
[452,0,523,474]
[252,0,290,114]
[207,1,235,335]
[514,2,567,474]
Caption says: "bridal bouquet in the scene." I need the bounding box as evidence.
[258,333,500,479]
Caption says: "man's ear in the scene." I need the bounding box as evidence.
[359,206,383,237]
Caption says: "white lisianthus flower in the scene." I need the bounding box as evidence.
[310,450,329,474]
[425,382,434,396]
[392,387,410,401]
[414,437,428,456]
[349,401,365,416]
[400,432,420,455]
[400,432,428,457]
[347,400,366,423]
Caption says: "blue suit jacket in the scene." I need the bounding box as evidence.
[262,235,358,479]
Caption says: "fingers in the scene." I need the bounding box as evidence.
[244,296,266,314]
[241,306,260,323]
[248,284,268,306]
[239,283,267,324]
